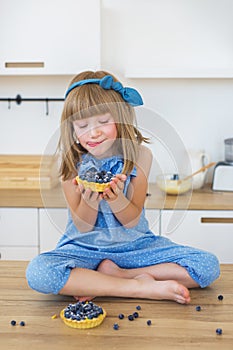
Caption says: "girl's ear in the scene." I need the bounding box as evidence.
[73,132,80,144]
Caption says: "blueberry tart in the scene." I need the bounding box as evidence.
[60,301,106,329]
[76,168,114,192]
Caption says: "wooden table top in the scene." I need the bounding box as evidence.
[1,183,233,210]
[0,261,233,350]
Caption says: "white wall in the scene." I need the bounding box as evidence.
[0,76,71,155]
[1,0,233,182]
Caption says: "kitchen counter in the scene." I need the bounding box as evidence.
[0,261,232,350]
[0,183,233,210]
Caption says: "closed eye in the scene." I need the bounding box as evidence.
[77,123,88,129]
[99,119,109,124]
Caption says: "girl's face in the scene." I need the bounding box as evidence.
[73,113,118,158]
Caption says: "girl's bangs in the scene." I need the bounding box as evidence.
[70,103,112,122]
[67,84,125,122]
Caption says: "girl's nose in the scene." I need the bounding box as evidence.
[89,126,101,138]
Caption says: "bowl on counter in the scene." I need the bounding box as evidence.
[156,174,192,195]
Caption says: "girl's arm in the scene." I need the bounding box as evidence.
[62,178,102,232]
[103,145,153,228]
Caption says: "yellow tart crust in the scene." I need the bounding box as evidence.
[76,176,111,192]
[60,306,107,329]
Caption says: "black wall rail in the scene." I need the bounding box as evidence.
[0,94,65,115]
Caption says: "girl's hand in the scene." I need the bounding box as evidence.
[102,174,127,201]
[72,178,102,209]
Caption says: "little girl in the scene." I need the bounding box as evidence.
[26,70,220,304]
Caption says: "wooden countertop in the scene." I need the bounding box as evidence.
[0,183,233,210]
[0,261,232,350]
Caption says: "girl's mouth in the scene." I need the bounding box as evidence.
[87,141,103,148]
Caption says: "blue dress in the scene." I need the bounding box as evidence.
[26,154,220,294]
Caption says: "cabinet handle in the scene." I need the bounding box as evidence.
[5,62,44,68]
[201,217,233,224]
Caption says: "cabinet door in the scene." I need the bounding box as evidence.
[122,0,233,78]
[145,209,160,235]
[161,210,233,263]
[0,208,38,245]
[39,208,68,252]
[0,0,100,75]
[0,208,38,260]
[0,247,38,261]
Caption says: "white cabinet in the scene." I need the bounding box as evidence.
[1,206,232,262]
[0,0,100,75]
[0,247,38,260]
[0,208,39,260]
[145,209,160,235]
[122,0,233,78]
[161,210,233,263]
[39,208,68,252]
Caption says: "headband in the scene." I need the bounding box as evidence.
[65,75,143,107]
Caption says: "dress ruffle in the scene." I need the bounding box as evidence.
[77,153,137,178]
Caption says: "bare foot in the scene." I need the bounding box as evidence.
[134,273,191,304]
[97,259,126,277]
[73,296,94,302]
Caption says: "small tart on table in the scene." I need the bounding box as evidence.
[60,301,107,329]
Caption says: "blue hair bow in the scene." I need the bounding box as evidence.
[65,75,143,107]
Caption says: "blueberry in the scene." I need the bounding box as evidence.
[128,315,134,321]
[113,323,119,330]
[98,308,104,315]
[20,321,25,326]
[136,305,141,310]
[84,304,92,311]
[133,312,139,318]
[216,328,222,335]
[10,320,16,326]
[218,295,224,301]
[118,313,124,320]
[147,320,152,326]
[196,305,201,311]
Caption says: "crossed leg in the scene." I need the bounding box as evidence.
[62,259,198,304]
[98,259,199,288]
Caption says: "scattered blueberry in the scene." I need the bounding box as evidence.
[113,323,119,330]
[20,321,25,326]
[147,320,152,326]
[128,314,134,321]
[10,320,16,326]
[133,312,139,318]
[136,305,141,310]
[118,313,124,320]
[196,306,201,311]
[216,328,222,335]
[218,295,224,301]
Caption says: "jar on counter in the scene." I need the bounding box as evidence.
[224,138,233,163]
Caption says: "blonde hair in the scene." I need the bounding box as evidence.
[58,70,149,180]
